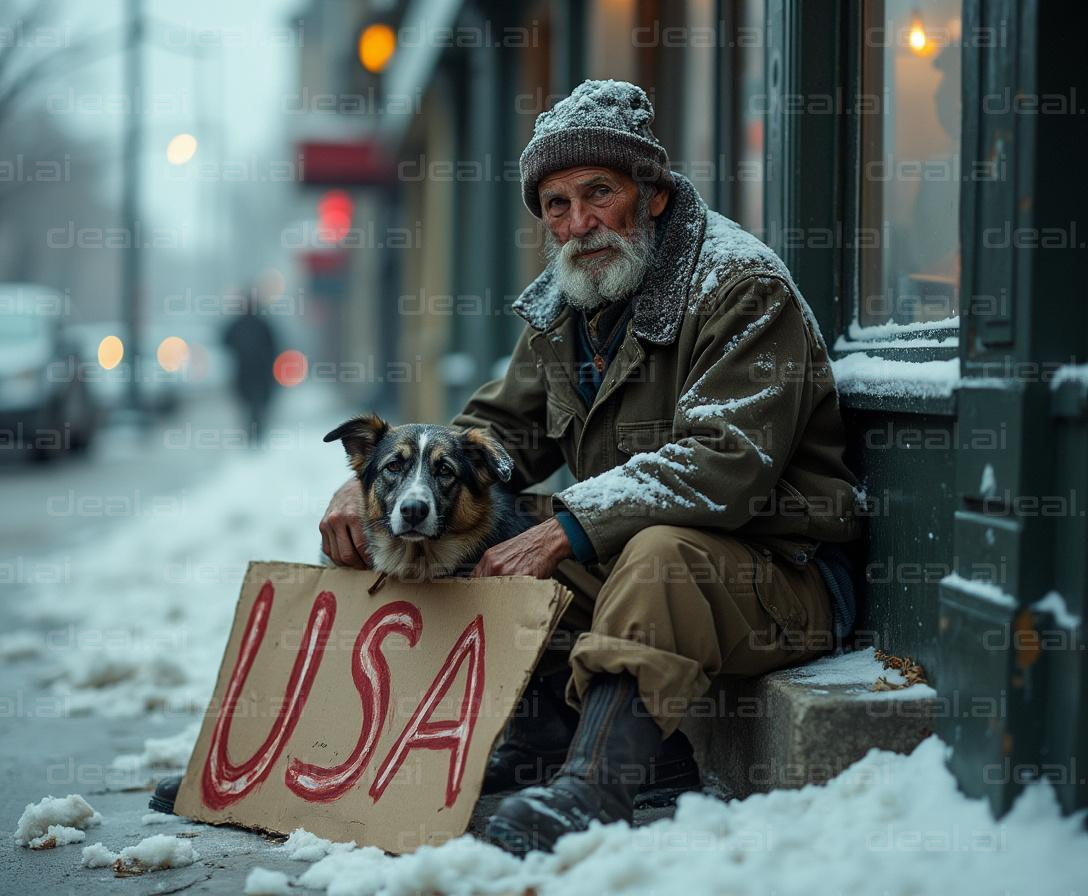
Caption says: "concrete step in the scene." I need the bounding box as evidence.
[681,648,938,798]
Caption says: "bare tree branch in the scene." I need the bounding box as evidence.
[0,24,130,138]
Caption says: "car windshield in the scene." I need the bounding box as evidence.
[0,312,46,344]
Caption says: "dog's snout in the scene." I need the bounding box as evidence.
[399,499,430,527]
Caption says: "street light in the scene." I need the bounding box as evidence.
[166,132,199,165]
[358,23,395,73]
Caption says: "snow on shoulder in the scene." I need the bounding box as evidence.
[691,211,824,345]
[14,794,101,849]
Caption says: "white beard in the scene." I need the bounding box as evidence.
[545,213,656,313]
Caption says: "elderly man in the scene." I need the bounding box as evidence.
[320,79,862,854]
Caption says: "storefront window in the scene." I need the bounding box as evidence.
[734,0,765,235]
[858,0,961,330]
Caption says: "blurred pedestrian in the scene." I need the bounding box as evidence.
[222,286,278,442]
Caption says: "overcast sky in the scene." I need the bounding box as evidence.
[52,0,305,235]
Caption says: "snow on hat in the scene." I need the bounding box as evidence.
[520,79,674,218]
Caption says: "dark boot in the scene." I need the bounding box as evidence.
[484,671,700,799]
[486,673,662,856]
[148,774,183,815]
[483,671,580,794]
[636,729,702,809]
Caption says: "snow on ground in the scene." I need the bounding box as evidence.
[277,828,357,862]
[0,630,44,661]
[111,722,202,772]
[21,394,346,722]
[247,737,1087,896]
[80,833,200,872]
[244,868,293,895]
[14,794,102,848]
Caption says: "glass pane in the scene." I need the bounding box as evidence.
[735,0,765,234]
[858,0,961,330]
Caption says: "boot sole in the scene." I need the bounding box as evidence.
[147,794,177,816]
[633,763,702,809]
[485,815,544,857]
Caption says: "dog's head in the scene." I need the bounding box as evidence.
[323,414,514,575]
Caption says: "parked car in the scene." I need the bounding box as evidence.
[0,286,99,460]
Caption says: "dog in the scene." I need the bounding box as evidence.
[323,414,531,580]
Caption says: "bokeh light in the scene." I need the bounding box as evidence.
[166,133,199,165]
[358,23,396,73]
[274,349,308,387]
[908,16,928,54]
[97,335,124,370]
[157,336,190,372]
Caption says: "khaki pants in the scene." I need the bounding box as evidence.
[535,521,836,737]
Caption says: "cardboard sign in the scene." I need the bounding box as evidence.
[175,562,571,853]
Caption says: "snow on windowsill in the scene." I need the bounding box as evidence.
[832,354,960,400]
[940,572,1017,608]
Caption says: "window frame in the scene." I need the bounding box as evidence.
[835,0,962,361]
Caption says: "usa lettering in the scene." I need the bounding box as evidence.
[200,581,485,810]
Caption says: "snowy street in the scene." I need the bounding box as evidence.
[2,384,1086,895]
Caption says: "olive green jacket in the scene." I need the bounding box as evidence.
[453,174,862,564]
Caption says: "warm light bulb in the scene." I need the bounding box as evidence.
[908,14,927,54]
[358,23,396,73]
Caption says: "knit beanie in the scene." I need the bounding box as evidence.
[520,79,674,218]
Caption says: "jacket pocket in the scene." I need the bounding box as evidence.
[774,479,813,541]
[546,397,577,439]
[745,541,808,632]
[615,418,675,456]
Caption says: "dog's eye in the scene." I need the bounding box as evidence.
[383,460,404,474]
[435,461,456,479]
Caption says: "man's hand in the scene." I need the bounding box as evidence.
[319,476,372,569]
[471,517,573,579]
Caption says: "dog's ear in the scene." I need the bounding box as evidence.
[323,414,390,470]
[460,427,515,485]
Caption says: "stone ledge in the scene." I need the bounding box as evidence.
[681,649,938,798]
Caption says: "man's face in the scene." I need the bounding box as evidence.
[538,167,668,312]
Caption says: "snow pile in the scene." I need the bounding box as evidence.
[244,868,293,895]
[832,354,960,400]
[277,828,356,861]
[25,825,90,850]
[112,722,201,772]
[24,422,344,718]
[141,813,175,826]
[0,630,43,661]
[247,737,1086,896]
[81,834,199,873]
[14,794,102,848]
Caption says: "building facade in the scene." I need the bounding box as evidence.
[292,0,1086,816]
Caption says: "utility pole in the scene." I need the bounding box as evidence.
[121,0,144,418]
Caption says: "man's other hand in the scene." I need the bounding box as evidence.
[320,476,371,569]
[471,517,573,579]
